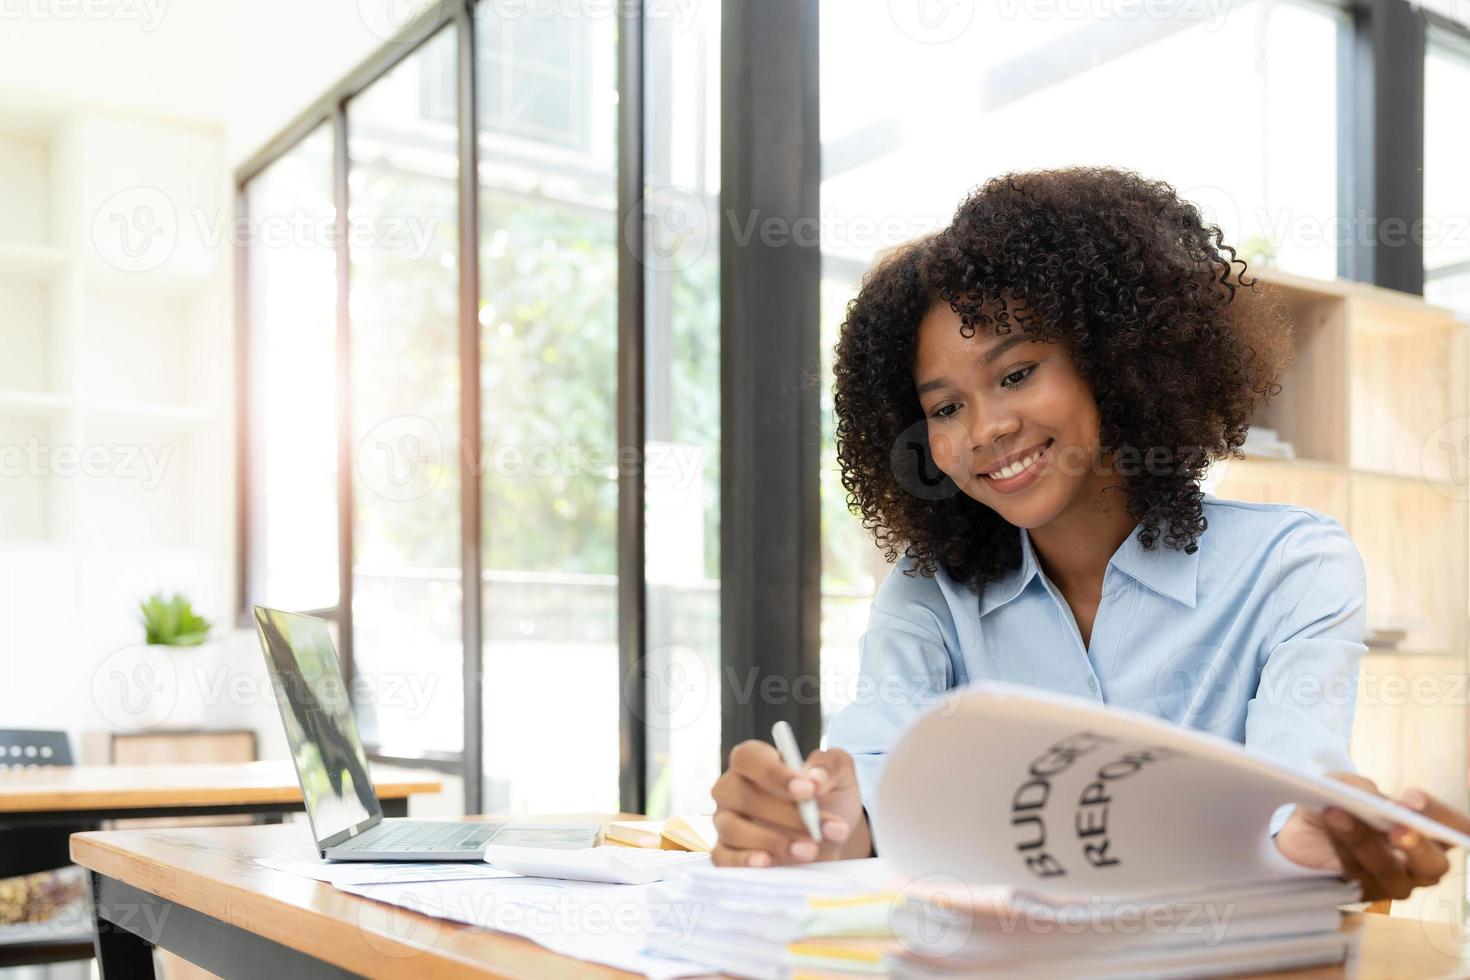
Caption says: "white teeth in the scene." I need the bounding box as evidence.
[986,447,1044,481]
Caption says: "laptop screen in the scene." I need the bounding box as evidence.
[253,607,380,845]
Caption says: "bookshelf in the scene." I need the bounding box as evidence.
[1209,269,1469,922]
[0,96,232,721]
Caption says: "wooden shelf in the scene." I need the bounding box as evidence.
[1253,275,1349,465]
[1210,456,1350,527]
[1231,272,1470,830]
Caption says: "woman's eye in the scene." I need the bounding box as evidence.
[931,403,959,420]
[1002,365,1036,388]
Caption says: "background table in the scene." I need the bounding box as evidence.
[0,761,441,825]
[71,822,1470,980]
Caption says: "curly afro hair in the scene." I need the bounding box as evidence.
[833,166,1293,593]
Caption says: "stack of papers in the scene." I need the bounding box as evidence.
[646,859,899,978]
[887,875,1359,977]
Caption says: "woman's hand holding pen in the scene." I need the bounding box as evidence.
[710,742,871,867]
[1275,772,1470,901]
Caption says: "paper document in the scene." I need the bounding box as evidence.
[254,856,521,886]
[877,681,1470,898]
[342,876,708,980]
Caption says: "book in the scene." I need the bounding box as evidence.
[646,683,1470,978]
[604,814,717,852]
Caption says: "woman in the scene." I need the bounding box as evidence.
[709,167,1468,901]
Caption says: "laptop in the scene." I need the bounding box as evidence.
[253,606,599,861]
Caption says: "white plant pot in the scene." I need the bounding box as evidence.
[92,641,220,732]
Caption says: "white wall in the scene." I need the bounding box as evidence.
[227,0,407,165]
[0,0,417,758]
[0,0,231,123]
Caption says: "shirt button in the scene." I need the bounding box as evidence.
[1088,679,1099,693]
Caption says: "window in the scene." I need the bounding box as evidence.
[244,125,339,614]
[347,28,465,757]
[817,0,1345,719]
[475,1,619,813]
[641,0,722,818]
[240,1,725,814]
[1425,24,1470,312]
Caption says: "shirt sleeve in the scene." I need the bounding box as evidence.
[1244,516,1368,835]
[824,558,958,841]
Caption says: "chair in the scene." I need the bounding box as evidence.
[0,730,96,968]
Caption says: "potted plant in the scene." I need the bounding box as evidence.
[93,593,215,731]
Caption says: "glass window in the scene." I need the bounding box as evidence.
[1425,25,1470,313]
[817,0,1344,721]
[245,125,339,614]
[476,1,620,813]
[479,8,593,150]
[641,0,722,818]
[347,27,465,757]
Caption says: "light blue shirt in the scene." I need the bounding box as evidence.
[826,496,1368,838]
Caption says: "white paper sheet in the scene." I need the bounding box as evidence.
[341,876,710,980]
[254,856,522,886]
[876,682,1470,898]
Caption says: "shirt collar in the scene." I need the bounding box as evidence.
[977,527,1044,617]
[1106,525,1199,608]
[977,523,1199,616]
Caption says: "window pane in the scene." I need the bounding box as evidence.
[817,0,1343,721]
[347,27,464,756]
[1425,27,1470,314]
[477,2,620,813]
[642,0,722,818]
[245,125,339,612]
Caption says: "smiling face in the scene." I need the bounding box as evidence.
[912,299,1111,530]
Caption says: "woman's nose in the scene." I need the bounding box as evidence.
[970,404,1021,452]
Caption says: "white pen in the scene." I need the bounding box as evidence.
[772,720,823,843]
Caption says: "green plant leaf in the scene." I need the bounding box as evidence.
[137,591,212,647]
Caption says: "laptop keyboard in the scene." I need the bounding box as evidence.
[338,822,503,852]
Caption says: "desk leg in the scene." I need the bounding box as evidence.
[382,798,408,818]
[90,872,156,979]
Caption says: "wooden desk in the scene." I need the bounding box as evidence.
[70,822,1470,980]
[0,761,441,824]
[74,820,639,979]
